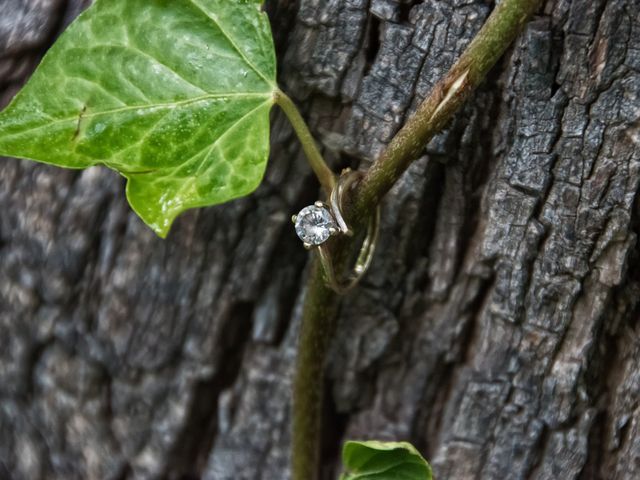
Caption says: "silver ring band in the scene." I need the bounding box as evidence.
[317,170,380,294]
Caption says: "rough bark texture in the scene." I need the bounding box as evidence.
[1,0,639,479]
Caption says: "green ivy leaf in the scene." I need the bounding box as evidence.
[0,0,277,237]
[340,440,433,480]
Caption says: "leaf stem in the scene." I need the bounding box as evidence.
[290,1,543,479]
[275,90,336,195]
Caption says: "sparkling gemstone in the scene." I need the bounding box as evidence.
[294,205,337,245]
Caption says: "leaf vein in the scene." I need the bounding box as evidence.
[187,0,274,86]
[64,75,128,107]
[2,93,271,140]
[100,108,175,169]
[118,43,208,94]
[143,99,271,184]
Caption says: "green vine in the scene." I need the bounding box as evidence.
[291,0,543,479]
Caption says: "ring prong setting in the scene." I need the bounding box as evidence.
[293,203,338,246]
[292,170,379,294]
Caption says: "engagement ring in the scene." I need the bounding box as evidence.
[292,170,380,294]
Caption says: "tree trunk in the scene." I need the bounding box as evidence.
[1,0,639,479]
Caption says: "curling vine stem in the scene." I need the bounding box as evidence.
[291,1,543,479]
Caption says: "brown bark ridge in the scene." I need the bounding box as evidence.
[0,0,639,479]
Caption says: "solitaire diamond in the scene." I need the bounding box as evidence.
[294,204,337,245]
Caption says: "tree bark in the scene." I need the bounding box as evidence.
[1,0,639,479]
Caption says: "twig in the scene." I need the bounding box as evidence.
[291,257,340,480]
[354,0,543,216]
[291,1,543,479]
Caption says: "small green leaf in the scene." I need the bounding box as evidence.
[340,440,433,480]
[0,0,277,237]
